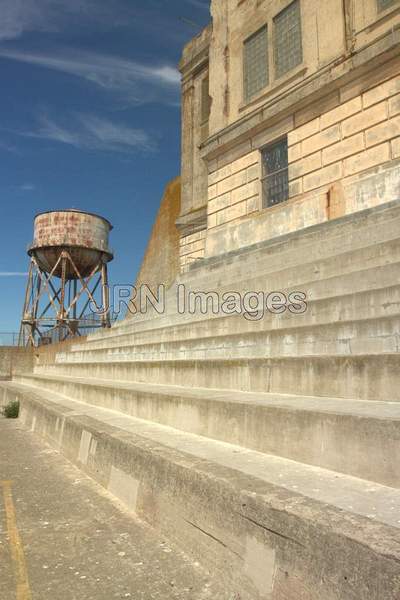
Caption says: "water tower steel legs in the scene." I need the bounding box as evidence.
[19,249,111,347]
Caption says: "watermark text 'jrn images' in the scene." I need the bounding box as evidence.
[91,284,308,322]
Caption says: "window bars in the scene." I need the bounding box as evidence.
[261,138,289,208]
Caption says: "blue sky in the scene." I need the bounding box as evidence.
[0,0,210,336]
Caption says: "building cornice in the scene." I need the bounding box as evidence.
[179,24,212,81]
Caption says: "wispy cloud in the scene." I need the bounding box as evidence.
[0,0,136,41]
[19,183,36,191]
[23,112,157,154]
[0,0,84,41]
[0,0,209,43]
[0,47,180,105]
[184,0,210,11]
[0,272,28,277]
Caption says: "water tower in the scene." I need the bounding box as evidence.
[19,210,114,347]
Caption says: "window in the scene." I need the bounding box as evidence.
[261,138,289,208]
[244,26,269,102]
[377,0,397,11]
[274,0,303,79]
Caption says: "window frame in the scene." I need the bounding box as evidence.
[243,24,269,103]
[260,137,289,210]
[273,0,303,80]
[242,1,304,106]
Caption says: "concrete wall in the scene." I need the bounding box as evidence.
[34,337,84,369]
[0,347,34,381]
[132,177,181,298]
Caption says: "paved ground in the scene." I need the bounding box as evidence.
[0,418,224,600]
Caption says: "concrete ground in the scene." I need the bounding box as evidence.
[0,418,224,600]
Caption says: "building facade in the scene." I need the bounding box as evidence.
[178,0,400,271]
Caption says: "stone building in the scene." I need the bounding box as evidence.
[2,2,400,598]
[178,0,400,269]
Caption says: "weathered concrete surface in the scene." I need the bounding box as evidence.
[0,418,224,600]
[13,373,400,487]
[5,201,400,598]
[3,383,400,600]
[131,177,181,306]
[34,337,85,368]
[40,200,400,406]
[0,347,33,382]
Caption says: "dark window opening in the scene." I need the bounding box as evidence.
[261,138,289,208]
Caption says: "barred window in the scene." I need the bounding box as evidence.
[261,138,289,208]
[377,0,397,11]
[243,26,269,102]
[274,0,303,79]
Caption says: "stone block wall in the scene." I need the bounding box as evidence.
[288,74,400,197]
[203,70,400,258]
[0,347,34,381]
[207,151,260,228]
[179,230,206,272]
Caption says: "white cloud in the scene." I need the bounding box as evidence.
[23,112,157,154]
[20,183,36,191]
[0,47,180,105]
[0,272,28,276]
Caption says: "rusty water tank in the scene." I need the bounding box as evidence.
[28,210,113,278]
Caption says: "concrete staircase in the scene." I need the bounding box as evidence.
[3,201,400,599]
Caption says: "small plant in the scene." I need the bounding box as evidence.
[2,400,20,419]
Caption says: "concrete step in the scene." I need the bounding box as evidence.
[62,315,399,364]
[34,353,400,401]
[179,201,400,289]
[2,381,399,600]
[73,202,400,348]
[70,259,400,356]
[68,284,400,355]
[177,235,400,297]
[14,373,400,487]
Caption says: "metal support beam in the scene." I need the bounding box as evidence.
[19,249,112,347]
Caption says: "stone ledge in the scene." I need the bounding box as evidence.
[13,373,400,486]
[3,382,400,599]
[33,352,400,401]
